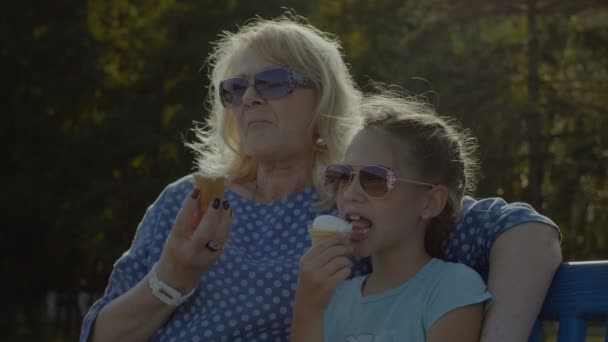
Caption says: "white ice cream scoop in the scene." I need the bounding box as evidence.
[308,215,352,245]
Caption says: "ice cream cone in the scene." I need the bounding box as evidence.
[308,215,352,246]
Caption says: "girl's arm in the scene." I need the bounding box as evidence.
[427,303,484,342]
[290,235,352,342]
[290,306,325,342]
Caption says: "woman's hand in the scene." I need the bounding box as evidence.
[156,189,232,293]
[294,235,353,313]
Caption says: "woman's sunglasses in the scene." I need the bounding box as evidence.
[325,164,434,199]
[219,65,314,107]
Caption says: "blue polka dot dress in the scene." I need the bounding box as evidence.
[80,175,558,341]
[442,196,560,280]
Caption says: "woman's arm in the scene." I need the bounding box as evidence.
[88,189,233,342]
[90,278,177,342]
[427,303,484,342]
[481,222,562,342]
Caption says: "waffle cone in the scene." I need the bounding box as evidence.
[308,226,342,246]
[193,174,225,212]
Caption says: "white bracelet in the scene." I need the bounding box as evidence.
[147,263,196,306]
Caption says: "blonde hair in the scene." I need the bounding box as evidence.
[357,92,479,257]
[186,14,362,205]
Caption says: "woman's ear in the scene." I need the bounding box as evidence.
[420,185,449,220]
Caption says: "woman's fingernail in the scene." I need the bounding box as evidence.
[222,200,230,210]
[212,198,221,209]
[191,189,200,199]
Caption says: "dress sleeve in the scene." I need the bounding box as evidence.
[79,176,194,341]
[423,262,492,331]
[442,196,560,277]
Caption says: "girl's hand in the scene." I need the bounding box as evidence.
[294,234,353,314]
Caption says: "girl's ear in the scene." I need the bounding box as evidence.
[420,185,449,220]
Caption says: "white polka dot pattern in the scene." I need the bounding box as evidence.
[80,176,559,341]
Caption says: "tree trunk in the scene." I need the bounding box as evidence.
[526,0,544,210]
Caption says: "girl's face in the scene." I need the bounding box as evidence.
[337,129,431,258]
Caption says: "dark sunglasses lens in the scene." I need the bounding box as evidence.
[325,164,352,189]
[220,78,248,106]
[359,166,389,198]
[254,68,291,99]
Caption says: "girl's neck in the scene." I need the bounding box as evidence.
[253,156,314,203]
[362,238,431,297]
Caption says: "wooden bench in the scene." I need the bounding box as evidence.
[528,261,608,342]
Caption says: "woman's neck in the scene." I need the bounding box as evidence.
[254,156,315,202]
[363,234,431,297]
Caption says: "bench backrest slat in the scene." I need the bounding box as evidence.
[528,261,608,342]
[558,316,586,341]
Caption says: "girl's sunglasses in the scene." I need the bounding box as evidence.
[325,164,434,199]
[219,65,314,107]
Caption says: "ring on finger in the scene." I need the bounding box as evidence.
[205,241,222,252]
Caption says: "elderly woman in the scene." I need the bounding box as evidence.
[81,15,561,342]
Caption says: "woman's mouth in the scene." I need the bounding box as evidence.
[248,120,272,128]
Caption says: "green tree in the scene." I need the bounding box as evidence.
[312,0,608,259]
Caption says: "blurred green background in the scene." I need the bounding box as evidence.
[3,0,607,340]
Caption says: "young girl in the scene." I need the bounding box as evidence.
[292,94,492,341]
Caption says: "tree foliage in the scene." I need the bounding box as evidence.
[3,0,607,339]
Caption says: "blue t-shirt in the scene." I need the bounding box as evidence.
[324,258,492,342]
[80,175,558,341]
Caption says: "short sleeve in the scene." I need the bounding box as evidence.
[322,278,360,342]
[323,296,337,342]
[443,196,561,277]
[323,282,343,340]
[79,175,194,342]
[423,263,492,331]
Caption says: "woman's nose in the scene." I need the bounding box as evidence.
[241,83,264,107]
